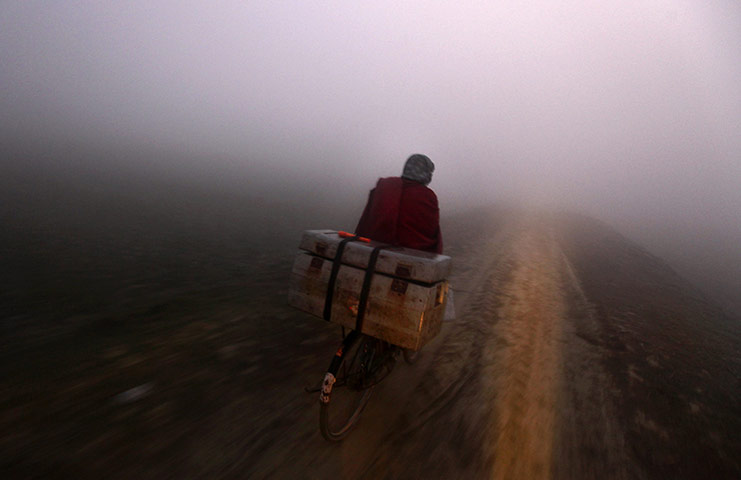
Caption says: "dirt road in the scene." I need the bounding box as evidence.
[243,216,639,479]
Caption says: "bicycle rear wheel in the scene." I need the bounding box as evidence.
[319,333,377,441]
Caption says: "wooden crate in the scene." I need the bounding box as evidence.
[298,230,451,283]
[287,231,451,351]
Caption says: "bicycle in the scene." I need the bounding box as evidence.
[309,328,419,441]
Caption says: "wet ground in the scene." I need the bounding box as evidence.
[2,207,739,479]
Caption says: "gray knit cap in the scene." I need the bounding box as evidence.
[401,154,435,185]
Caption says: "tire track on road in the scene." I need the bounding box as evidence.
[488,226,565,479]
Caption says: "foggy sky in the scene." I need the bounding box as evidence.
[2,1,740,229]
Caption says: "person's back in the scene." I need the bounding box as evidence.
[355,154,442,254]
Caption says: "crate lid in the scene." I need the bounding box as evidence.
[298,230,452,284]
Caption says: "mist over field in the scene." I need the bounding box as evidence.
[2,0,739,314]
[1,1,740,478]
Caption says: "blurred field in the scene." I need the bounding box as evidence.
[1,170,739,479]
[0,165,354,477]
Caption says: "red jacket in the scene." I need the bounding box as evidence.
[355,177,443,254]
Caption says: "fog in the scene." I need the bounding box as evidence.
[1,1,740,312]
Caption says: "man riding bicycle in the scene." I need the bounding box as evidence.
[355,154,443,254]
[297,153,448,441]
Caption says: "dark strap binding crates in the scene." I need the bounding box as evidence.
[288,230,452,351]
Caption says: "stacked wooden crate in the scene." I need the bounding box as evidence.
[288,230,452,351]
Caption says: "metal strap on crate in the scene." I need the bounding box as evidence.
[323,235,359,321]
[355,244,391,332]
